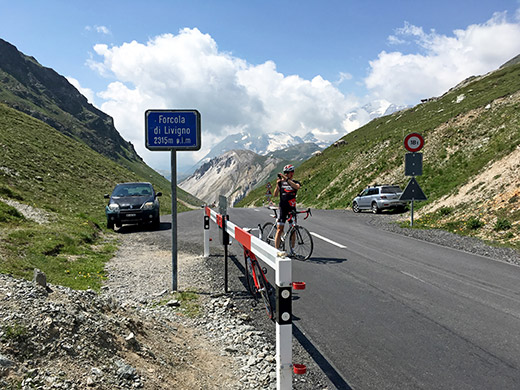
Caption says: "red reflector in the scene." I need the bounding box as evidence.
[293,364,307,375]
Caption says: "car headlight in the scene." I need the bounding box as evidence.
[108,203,119,211]
[142,201,154,210]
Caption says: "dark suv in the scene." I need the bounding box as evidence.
[104,182,162,230]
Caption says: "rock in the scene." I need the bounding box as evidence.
[0,354,15,378]
[125,332,141,351]
[0,354,14,368]
[115,360,137,380]
[33,268,47,288]
[166,299,180,307]
[154,289,168,297]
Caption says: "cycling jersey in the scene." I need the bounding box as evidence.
[277,179,300,225]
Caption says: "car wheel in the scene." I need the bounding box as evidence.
[352,202,360,213]
[107,220,114,230]
[371,202,381,214]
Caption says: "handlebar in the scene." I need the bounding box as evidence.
[267,206,312,220]
[290,208,312,220]
[299,208,312,220]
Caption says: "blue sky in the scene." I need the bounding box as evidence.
[1,1,520,171]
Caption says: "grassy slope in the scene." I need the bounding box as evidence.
[0,103,195,288]
[237,64,520,247]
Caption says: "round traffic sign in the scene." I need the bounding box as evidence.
[404,133,424,152]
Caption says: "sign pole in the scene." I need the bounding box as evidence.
[145,109,201,294]
[410,198,414,227]
[171,151,178,292]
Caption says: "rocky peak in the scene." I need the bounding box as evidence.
[180,149,282,205]
[0,38,140,163]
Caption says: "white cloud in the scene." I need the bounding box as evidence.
[96,26,111,35]
[87,12,520,171]
[366,11,520,105]
[85,25,111,35]
[66,77,96,105]
[89,28,358,169]
[334,72,353,86]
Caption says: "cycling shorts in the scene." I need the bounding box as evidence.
[277,203,296,226]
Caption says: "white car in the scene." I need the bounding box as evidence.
[352,185,407,214]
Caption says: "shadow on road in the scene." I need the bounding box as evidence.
[303,257,348,264]
[293,324,354,390]
[115,222,172,234]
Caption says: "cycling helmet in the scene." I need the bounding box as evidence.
[283,164,295,173]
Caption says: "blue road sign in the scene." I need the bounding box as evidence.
[405,152,423,176]
[145,109,201,151]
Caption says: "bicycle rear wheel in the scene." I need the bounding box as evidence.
[252,260,273,319]
[261,222,276,246]
[285,226,313,260]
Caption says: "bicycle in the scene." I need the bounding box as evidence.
[261,207,314,260]
[242,227,274,319]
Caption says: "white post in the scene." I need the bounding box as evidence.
[204,228,210,258]
[276,256,293,390]
[204,215,210,258]
[277,323,293,389]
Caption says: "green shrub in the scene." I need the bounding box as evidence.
[494,218,512,231]
[467,217,484,230]
[438,206,453,216]
[1,323,27,341]
[0,201,25,223]
[0,184,24,201]
[445,221,463,231]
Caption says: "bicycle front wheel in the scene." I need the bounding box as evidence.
[252,260,273,319]
[245,255,256,297]
[285,226,313,260]
[261,222,276,246]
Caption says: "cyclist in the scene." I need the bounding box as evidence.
[273,164,301,250]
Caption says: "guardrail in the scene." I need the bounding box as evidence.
[203,206,305,390]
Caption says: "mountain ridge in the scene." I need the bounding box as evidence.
[179,149,283,205]
[179,142,321,204]
[0,38,141,166]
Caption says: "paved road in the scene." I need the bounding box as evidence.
[177,207,520,389]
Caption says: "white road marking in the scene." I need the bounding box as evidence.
[310,232,347,249]
[400,271,426,283]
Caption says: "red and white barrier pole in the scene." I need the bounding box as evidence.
[203,205,305,389]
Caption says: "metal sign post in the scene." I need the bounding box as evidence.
[145,109,201,291]
[218,195,230,293]
[401,133,426,227]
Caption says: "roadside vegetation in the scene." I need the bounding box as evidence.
[237,63,520,250]
[0,103,199,289]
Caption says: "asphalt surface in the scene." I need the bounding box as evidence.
[173,207,520,389]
